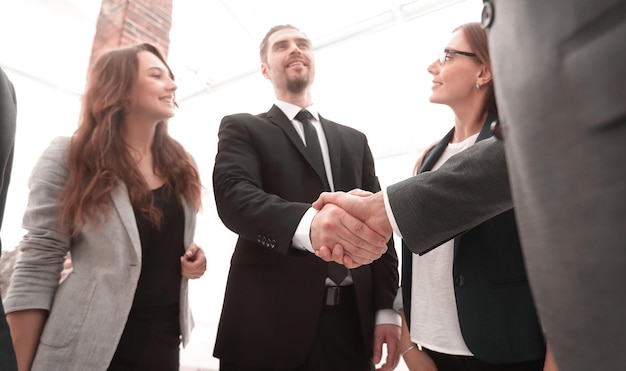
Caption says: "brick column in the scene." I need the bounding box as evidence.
[89,0,173,71]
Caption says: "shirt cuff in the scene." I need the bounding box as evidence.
[376,309,402,327]
[393,287,403,312]
[383,187,403,239]
[292,207,318,253]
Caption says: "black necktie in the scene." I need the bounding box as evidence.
[295,109,330,191]
[295,109,347,285]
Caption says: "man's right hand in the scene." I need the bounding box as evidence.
[311,190,393,267]
[310,202,388,267]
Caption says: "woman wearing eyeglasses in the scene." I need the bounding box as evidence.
[398,22,549,371]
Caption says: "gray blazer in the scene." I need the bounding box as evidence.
[4,137,196,371]
[484,1,626,370]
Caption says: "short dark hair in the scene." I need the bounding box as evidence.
[259,24,302,63]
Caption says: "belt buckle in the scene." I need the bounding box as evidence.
[325,286,341,306]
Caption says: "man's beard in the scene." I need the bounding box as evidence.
[287,75,309,93]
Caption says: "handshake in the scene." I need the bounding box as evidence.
[310,189,393,268]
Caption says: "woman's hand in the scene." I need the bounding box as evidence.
[181,242,206,279]
[403,347,438,371]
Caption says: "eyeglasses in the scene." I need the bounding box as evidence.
[438,48,477,65]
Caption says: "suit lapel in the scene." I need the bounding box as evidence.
[420,128,455,173]
[267,105,331,190]
[421,111,498,174]
[180,196,195,247]
[267,105,307,155]
[320,115,340,191]
[110,183,142,265]
[476,111,498,142]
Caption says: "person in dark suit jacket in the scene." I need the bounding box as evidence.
[317,2,626,369]
[212,25,400,371]
[0,66,18,371]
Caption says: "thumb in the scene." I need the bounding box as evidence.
[312,191,332,210]
[185,242,198,258]
[372,335,383,365]
[347,188,371,197]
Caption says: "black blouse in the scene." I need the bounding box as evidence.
[132,185,185,310]
[109,185,186,370]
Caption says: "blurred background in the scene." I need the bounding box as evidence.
[1,0,483,369]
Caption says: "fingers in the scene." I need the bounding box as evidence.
[347,188,372,197]
[341,254,360,269]
[336,203,388,248]
[311,203,387,265]
[316,244,364,269]
[313,191,391,242]
[373,324,401,371]
[385,334,401,371]
[313,188,369,210]
[184,242,199,261]
[181,243,207,279]
[312,191,345,210]
[315,245,338,263]
[372,331,384,366]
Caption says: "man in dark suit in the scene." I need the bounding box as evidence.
[316,1,626,369]
[212,25,400,371]
[0,66,18,370]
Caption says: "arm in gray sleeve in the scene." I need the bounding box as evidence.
[388,137,513,254]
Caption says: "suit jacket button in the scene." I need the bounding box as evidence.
[455,275,465,287]
[270,240,276,248]
[481,1,494,29]
[257,235,262,243]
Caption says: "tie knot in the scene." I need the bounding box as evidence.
[295,109,314,123]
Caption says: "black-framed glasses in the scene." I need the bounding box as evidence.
[438,48,477,65]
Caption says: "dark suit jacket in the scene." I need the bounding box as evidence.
[212,105,398,369]
[0,66,18,370]
[401,114,544,363]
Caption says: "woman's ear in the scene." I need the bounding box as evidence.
[477,65,493,86]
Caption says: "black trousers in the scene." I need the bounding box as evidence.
[108,304,180,371]
[220,286,372,371]
[423,347,544,371]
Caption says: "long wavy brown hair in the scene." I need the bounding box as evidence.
[60,43,202,236]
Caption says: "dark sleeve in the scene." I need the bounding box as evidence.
[212,115,310,255]
[389,137,513,255]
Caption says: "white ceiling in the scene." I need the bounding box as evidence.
[1,0,477,100]
[168,0,472,100]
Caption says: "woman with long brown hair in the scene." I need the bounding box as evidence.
[5,43,205,371]
[398,23,547,371]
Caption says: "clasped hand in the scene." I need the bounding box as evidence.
[181,242,207,279]
[310,189,393,268]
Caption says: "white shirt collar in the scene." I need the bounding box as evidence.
[275,100,319,121]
